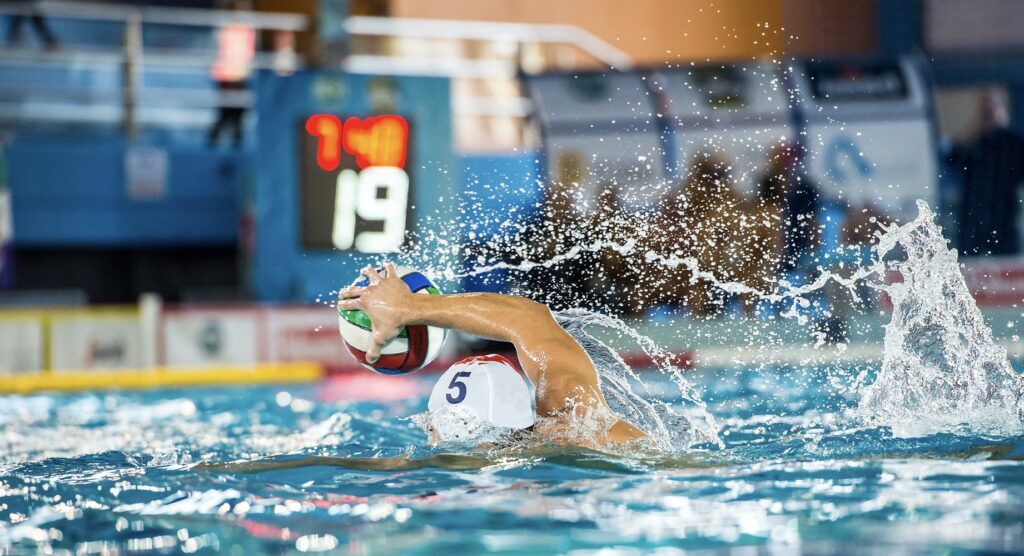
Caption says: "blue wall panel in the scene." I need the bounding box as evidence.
[7,137,241,246]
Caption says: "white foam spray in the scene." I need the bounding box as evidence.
[554,308,721,450]
[858,200,1024,436]
[397,196,1024,445]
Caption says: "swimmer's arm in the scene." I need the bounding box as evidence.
[338,264,646,443]
[406,292,645,442]
[405,292,592,393]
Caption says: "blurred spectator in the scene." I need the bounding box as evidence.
[936,137,964,245]
[271,29,298,75]
[757,141,822,274]
[588,182,633,312]
[5,0,57,49]
[522,176,614,312]
[820,204,888,343]
[208,0,256,147]
[840,204,886,275]
[955,88,1024,256]
[641,152,777,317]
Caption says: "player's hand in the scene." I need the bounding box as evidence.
[337,262,411,363]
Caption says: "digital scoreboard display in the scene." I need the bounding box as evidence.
[298,114,412,252]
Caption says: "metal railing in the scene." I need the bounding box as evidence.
[0,1,305,30]
[343,15,633,151]
[0,1,307,135]
[0,6,633,150]
[343,16,633,75]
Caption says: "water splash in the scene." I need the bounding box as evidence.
[859,200,1024,437]
[437,239,636,281]
[641,248,877,322]
[554,309,720,451]
[400,193,1024,442]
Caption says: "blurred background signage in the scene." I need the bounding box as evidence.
[124,146,169,201]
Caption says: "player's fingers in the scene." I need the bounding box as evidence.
[338,285,364,299]
[361,265,382,284]
[336,297,363,310]
[384,261,398,279]
[365,340,383,364]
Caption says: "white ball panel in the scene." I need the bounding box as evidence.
[338,316,374,351]
[379,335,409,355]
[338,315,412,356]
[424,324,446,365]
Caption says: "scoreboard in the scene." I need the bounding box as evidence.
[298,114,412,252]
[253,71,453,301]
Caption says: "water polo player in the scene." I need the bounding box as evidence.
[337,263,648,448]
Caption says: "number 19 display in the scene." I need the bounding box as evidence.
[298,114,412,252]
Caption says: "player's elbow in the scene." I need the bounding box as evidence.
[523,296,556,318]
[500,295,556,325]
[502,295,575,354]
[519,298,565,335]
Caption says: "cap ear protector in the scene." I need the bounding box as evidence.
[424,355,536,442]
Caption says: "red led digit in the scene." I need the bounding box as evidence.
[373,115,409,168]
[305,114,343,172]
[342,115,408,169]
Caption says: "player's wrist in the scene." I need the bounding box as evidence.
[399,289,426,325]
[401,290,445,326]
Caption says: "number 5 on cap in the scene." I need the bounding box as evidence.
[446,371,472,404]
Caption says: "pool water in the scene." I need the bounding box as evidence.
[2,366,1022,554]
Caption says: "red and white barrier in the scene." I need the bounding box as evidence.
[962,258,1024,308]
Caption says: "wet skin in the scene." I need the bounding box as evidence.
[337,263,648,447]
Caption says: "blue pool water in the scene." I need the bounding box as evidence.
[2,365,1022,554]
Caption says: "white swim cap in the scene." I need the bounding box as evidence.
[426,355,536,439]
